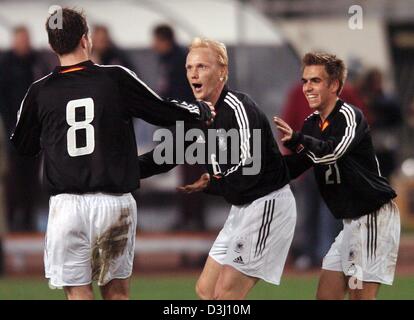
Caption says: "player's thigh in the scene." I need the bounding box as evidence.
[214,264,258,300]
[64,284,94,300]
[100,278,130,300]
[341,202,400,288]
[317,270,348,300]
[198,205,240,300]
[348,281,380,300]
[92,193,137,286]
[46,195,92,287]
[196,256,222,300]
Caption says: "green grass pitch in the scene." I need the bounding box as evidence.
[1,275,413,299]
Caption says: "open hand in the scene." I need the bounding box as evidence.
[177,173,211,194]
[273,116,293,142]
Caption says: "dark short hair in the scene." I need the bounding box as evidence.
[45,8,88,55]
[153,24,175,42]
[302,52,347,95]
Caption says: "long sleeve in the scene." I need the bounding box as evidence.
[138,148,178,179]
[10,84,41,156]
[138,123,199,179]
[283,153,313,180]
[285,106,359,165]
[116,66,211,126]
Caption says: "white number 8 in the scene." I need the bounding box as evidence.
[66,98,95,157]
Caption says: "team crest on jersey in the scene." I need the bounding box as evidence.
[234,239,246,254]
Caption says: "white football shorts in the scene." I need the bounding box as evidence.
[322,201,400,285]
[45,192,137,288]
[209,184,297,285]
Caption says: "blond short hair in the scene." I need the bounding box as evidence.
[302,52,347,95]
[189,37,229,82]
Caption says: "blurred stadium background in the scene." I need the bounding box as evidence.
[1,0,414,299]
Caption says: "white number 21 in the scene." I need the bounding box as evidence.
[66,98,95,157]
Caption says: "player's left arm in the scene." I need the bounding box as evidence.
[274,109,361,165]
[283,153,313,179]
[138,147,178,179]
[138,123,198,178]
[10,85,41,156]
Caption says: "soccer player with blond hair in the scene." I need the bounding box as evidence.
[139,38,297,299]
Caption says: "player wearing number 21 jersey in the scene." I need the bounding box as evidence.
[274,52,400,299]
[283,98,396,219]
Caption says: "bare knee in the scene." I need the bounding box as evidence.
[103,292,129,300]
[101,285,129,300]
[316,284,345,300]
[213,266,257,300]
[196,280,214,300]
[101,279,129,300]
[316,288,345,300]
[348,283,380,300]
[64,285,94,300]
[214,281,247,300]
[195,257,222,300]
[316,270,347,300]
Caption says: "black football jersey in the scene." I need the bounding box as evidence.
[139,87,290,205]
[11,60,211,195]
[284,99,396,219]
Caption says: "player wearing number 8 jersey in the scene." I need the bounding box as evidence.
[11,61,212,194]
[10,8,213,300]
[274,52,400,299]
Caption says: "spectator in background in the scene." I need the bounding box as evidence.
[0,26,49,231]
[91,25,135,71]
[152,24,193,101]
[281,79,366,269]
[0,26,49,133]
[358,68,403,178]
[152,24,206,230]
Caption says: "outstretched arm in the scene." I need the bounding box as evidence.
[117,66,215,126]
[274,109,358,165]
[138,148,178,179]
